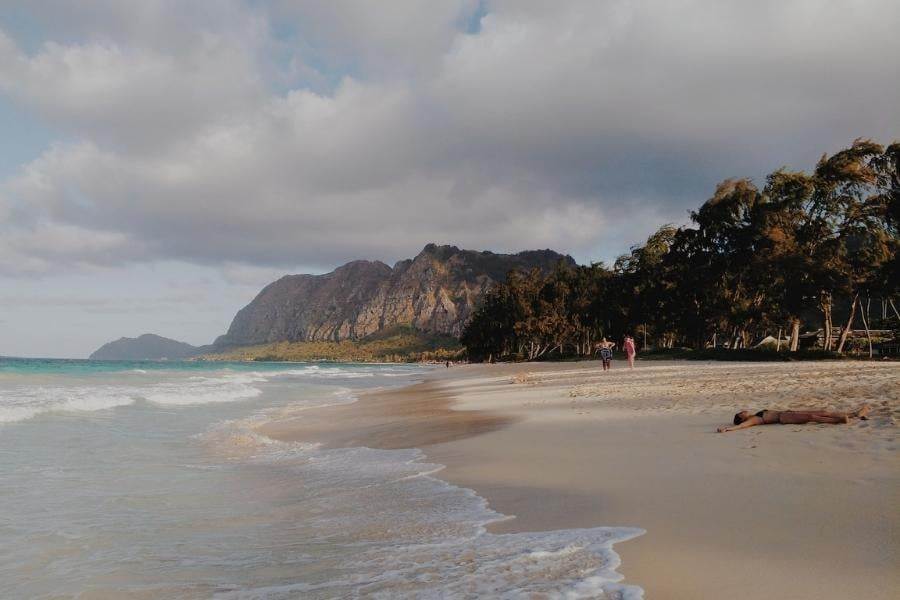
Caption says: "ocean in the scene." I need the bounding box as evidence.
[0,358,643,599]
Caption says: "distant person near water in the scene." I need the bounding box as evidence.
[717,405,871,433]
[596,338,616,371]
[622,335,636,369]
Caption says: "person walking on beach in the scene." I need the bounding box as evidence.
[596,338,615,371]
[622,335,636,369]
[717,405,870,432]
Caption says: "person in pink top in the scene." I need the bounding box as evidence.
[623,335,636,369]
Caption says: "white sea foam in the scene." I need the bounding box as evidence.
[1,363,643,598]
[202,415,645,600]
[267,367,376,379]
[0,386,139,423]
[141,374,264,406]
[257,364,423,381]
[0,362,416,424]
[0,372,266,423]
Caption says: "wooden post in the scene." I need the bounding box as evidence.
[860,298,873,358]
[789,319,800,352]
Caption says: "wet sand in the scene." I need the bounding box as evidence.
[259,360,900,599]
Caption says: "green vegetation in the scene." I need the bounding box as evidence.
[199,326,463,363]
[462,139,899,362]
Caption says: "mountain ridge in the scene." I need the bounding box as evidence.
[89,244,575,359]
[214,244,574,348]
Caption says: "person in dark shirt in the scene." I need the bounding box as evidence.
[596,338,615,371]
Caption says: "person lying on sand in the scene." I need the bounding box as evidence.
[717,405,870,433]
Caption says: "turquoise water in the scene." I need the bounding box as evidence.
[0,358,643,599]
[0,356,376,375]
[0,358,417,424]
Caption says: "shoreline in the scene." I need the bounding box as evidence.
[258,377,516,451]
[258,360,900,599]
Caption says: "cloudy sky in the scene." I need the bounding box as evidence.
[1,1,898,358]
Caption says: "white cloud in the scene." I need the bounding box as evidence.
[0,0,898,281]
[0,29,264,152]
[269,0,479,77]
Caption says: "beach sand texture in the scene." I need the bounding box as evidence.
[260,361,899,599]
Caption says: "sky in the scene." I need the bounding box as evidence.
[1,1,899,358]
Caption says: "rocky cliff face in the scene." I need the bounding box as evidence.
[215,244,573,347]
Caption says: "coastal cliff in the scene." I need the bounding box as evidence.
[214,244,573,347]
[89,334,200,361]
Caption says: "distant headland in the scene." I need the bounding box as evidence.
[89,245,572,361]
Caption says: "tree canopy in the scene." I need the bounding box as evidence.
[462,140,899,361]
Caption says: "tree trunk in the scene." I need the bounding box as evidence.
[821,295,833,350]
[890,298,900,321]
[859,299,873,358]
[836,294,859,353]
[776,327,782,352]
[789,319,800,352]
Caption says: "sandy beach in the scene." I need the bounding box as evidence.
[259,360,900,599]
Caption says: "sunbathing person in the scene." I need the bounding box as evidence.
[717,405,870,433]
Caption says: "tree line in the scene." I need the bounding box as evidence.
[461,140,899,361]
